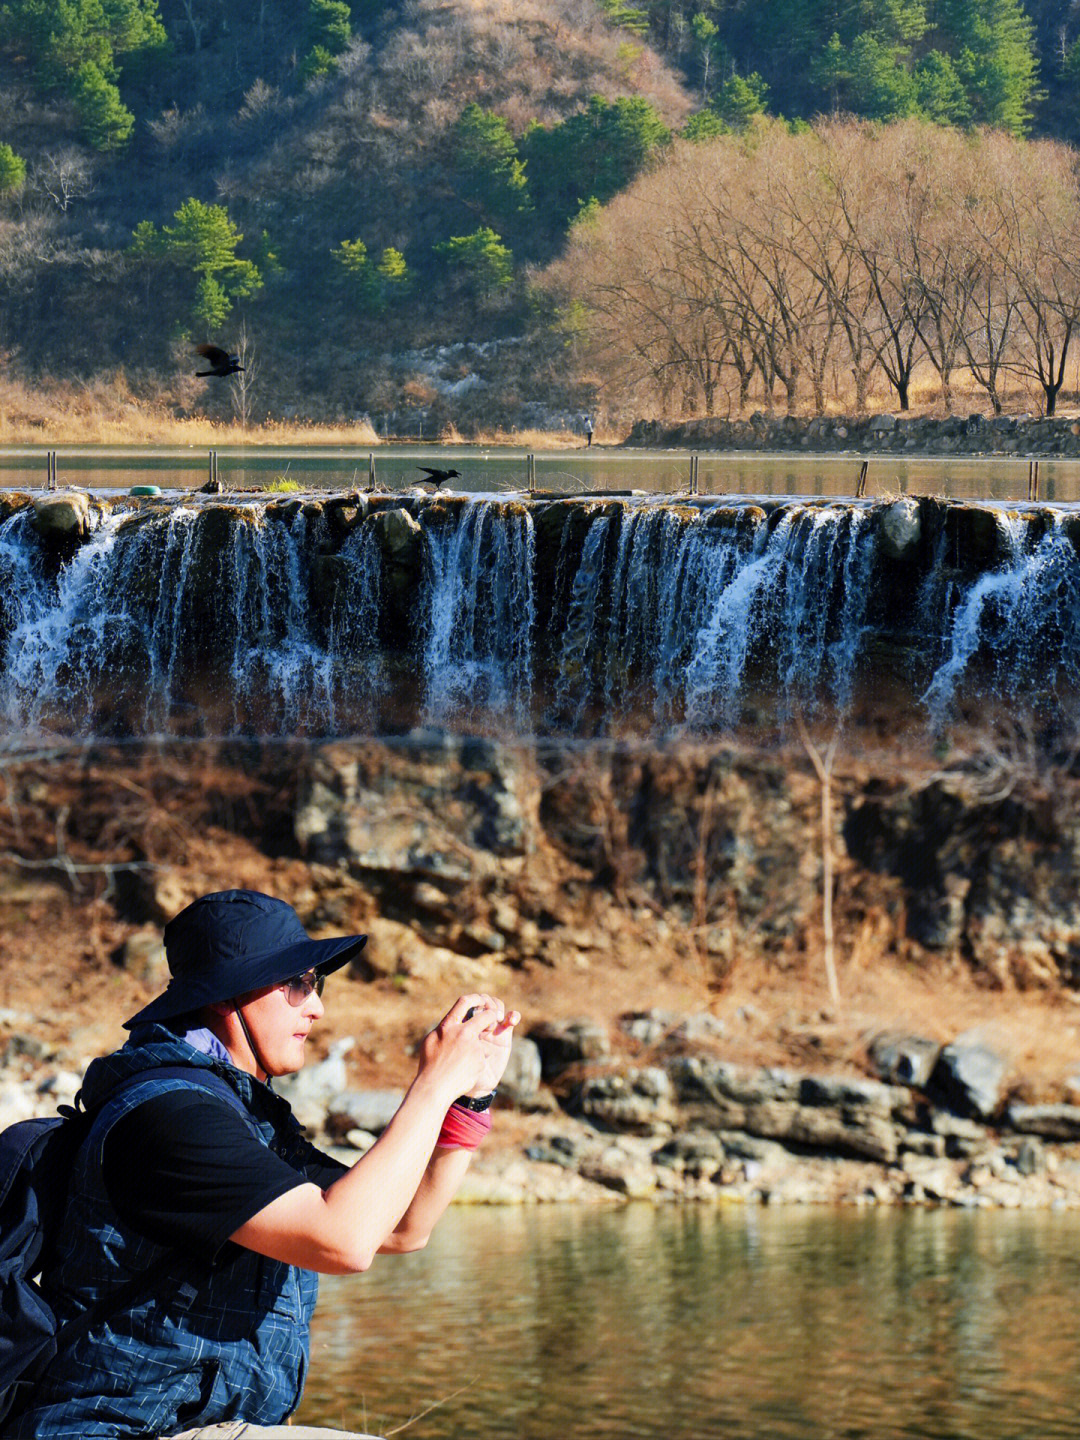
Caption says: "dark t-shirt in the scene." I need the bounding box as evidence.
[100,1089,349,1253]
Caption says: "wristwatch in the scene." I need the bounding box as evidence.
[454,1090,496,1112]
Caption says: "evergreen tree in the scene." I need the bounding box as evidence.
[521,95,670,235]
[936,0,1040,135]
[914,48,972,124]
[434,227,514,299]
[451,105,530,233]
[0,143,26,194]
[130,198,262,333]
[71,60,134,150]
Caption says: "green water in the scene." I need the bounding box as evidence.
[296,1204,1080,1439]
[2,445,1079,501]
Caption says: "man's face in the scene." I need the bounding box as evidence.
[238,970,325,1076]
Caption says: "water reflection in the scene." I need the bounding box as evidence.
[2,445,1079,501]
[298,1205,1080,1439]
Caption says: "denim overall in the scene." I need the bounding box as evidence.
[8,1028,320,1438]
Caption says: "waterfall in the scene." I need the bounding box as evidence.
[1,492,1079,740]
[922,512,1080,725]
[419,500,536,729]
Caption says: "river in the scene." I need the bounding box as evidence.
[3,444,1080,501]
[295,1204,1080,1440]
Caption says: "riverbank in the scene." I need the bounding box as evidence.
[5,736,1080,1208]
[627,411,1080,461]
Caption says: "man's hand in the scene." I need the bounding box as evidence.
[468,996,520,1097]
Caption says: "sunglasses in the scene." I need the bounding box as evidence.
[281,970,325,1006]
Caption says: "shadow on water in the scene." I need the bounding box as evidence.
[299,1205,1080,1440]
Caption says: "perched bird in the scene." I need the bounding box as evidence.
[194,343,244,378]
[417,466,461,488]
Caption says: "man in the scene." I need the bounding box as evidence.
[11,889,518,1440]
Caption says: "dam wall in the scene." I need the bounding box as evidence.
[0,487,1077,739]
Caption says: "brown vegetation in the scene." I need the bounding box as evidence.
[542,118,1080,422]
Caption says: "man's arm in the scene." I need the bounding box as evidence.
[376,1144,473,1254]
[229,995,517,1273]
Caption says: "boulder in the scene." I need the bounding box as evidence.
[325,1089,405,1137]
[529,1018,611,1079]
[498,1035,542,1106]
[878,498,921,559]
[31,491,92,540]
[372,507,422,568]
[929,1035,1008,1119]
[868,1032,940,1089]
[1005,1102,1080,1141]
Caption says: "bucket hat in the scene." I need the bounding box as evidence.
[124,888,367,1029]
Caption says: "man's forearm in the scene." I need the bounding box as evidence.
[377,1143,474,1253]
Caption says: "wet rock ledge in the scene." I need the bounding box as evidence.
[628,411,1080,457]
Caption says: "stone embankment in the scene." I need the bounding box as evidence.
[627,411,1080,457]
[6,1011,1080,1209]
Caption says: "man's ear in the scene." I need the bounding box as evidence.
[207,999,233,1018]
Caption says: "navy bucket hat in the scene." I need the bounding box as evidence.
[124,888,367,1029]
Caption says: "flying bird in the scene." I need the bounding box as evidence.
[194,343,244,378]
[417,466,461,488]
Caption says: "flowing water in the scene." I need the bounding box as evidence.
[296,1204,1080,1440]
[1,485,1078,739]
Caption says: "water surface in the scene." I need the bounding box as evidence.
[297,1204,1080,1439]
[2,445,1077,501]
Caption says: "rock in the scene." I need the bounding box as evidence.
[867,1032,940,1088]
[878,498,921,559]
[1014,1136,1045,1176]
[868,414,898,433]
[929,1036,1008,1120]
[577,1067,675,1134]
[1005,1102,1080,1141]
[620,1009,682,1045]
[118,925,168,987]
[579,1143,658,1197]
[275,1037,355,1129]
[529,1018,611,1079]
[498,1036,542,1106]
[371,507,422,567]
[325,1089,405,1137]
[31,491,92,540]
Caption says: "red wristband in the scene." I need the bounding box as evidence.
[436,1102,493,1151]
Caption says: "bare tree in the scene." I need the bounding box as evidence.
[230,322,259,430]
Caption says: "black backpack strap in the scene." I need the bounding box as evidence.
[52,1064,252,1360]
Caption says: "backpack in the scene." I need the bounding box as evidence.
[0,1065,246,1427]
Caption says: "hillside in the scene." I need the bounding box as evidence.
[0,0,692,430]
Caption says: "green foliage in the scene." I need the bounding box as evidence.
[299,0,351,82]
[378,247,409,286]
[0,0,166,145]
[71,60,134,149]
[914,49,972,125]
[298,44,338,83]
[264,477,302,493]
[596,0,651,36]
[307,0,351,53]
[434,226,514,297]
[714,72,769,129]
[521,94,670,235]
[451,104,530,232]
[130,197,262,332]
[331,237,410,313]
[683,109,728,141]
[612,0,1041,138]
[937,0,1040,135]
[0,142,26,194]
